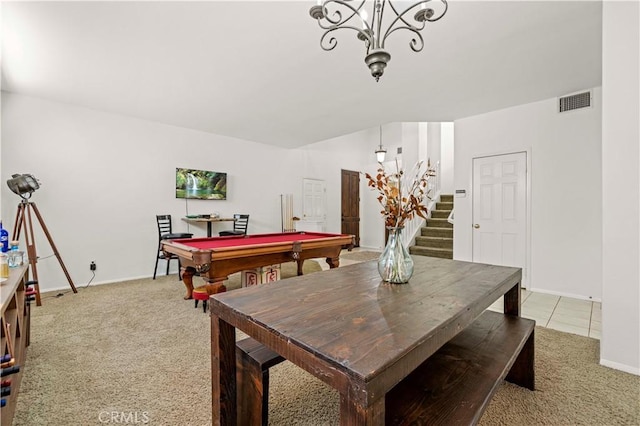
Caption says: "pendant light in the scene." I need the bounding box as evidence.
[375,125,386,163]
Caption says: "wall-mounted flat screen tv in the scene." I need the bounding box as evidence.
[176,168,227,200]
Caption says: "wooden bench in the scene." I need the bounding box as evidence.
[235,310,534,426]
[236,337,285,426]
[385,310,535,425]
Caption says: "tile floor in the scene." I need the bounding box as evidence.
[330,250,602,340]
[487,290,601,339]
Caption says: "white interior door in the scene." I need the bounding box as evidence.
[302,179,326,230]
[473,152,527,285]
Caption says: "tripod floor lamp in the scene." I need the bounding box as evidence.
[7,174,77,306]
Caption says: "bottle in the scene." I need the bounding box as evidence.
[8,242,22,268]
[0,254,8,278]
[0,220,8,253]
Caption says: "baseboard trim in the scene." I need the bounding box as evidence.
[527,287,601,303]
[600,358,640,376]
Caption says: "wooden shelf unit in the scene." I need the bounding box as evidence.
[0,265,30,425]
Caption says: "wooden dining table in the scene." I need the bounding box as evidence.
[209,256,534,425]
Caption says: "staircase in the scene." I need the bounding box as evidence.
[410,194,454,259]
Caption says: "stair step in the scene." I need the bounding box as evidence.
[413,194,455,260]
[410,246,453,259]
[415,236,453,250]
[421,227,453,238]
[435,202,454,211]
[426,218,453,229]
[431,210,450,219]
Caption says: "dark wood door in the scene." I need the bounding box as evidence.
[341,170,360,247]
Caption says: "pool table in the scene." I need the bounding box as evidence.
[160,231,355,299]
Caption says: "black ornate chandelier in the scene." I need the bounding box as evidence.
[310,0,448,81]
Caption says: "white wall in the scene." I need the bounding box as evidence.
[454,89,603,300]
[601,1,639,375]
[0,92,303,290]
[400,123,418,169]
[294,122,428,251]
[293,126,380,242]
[423,122,455,197]
[440,122,455,195]
[427,123,442,179]
[298,123,411,251]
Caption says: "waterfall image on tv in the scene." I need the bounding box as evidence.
[176,168,227,200]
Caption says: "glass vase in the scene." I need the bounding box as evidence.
[378,226,414,284]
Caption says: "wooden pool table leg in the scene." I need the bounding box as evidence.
[326,257,340,269]
[203,282,227,294]
[181,267,227,300]
[182,266,196,300]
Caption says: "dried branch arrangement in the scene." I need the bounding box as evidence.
[365,159,436,228]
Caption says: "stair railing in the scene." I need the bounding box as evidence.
[403,159,443,248]
[403,189,442,248]
[403,215,425,249]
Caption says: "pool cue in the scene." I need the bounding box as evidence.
[1,321,16,370]
[3,321,14,359]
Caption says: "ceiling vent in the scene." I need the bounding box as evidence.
[558,90,592,113]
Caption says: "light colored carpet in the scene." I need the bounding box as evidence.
[339,250,381,262]
[13,261,640,425]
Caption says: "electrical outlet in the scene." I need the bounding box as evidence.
[90,261,96,271]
